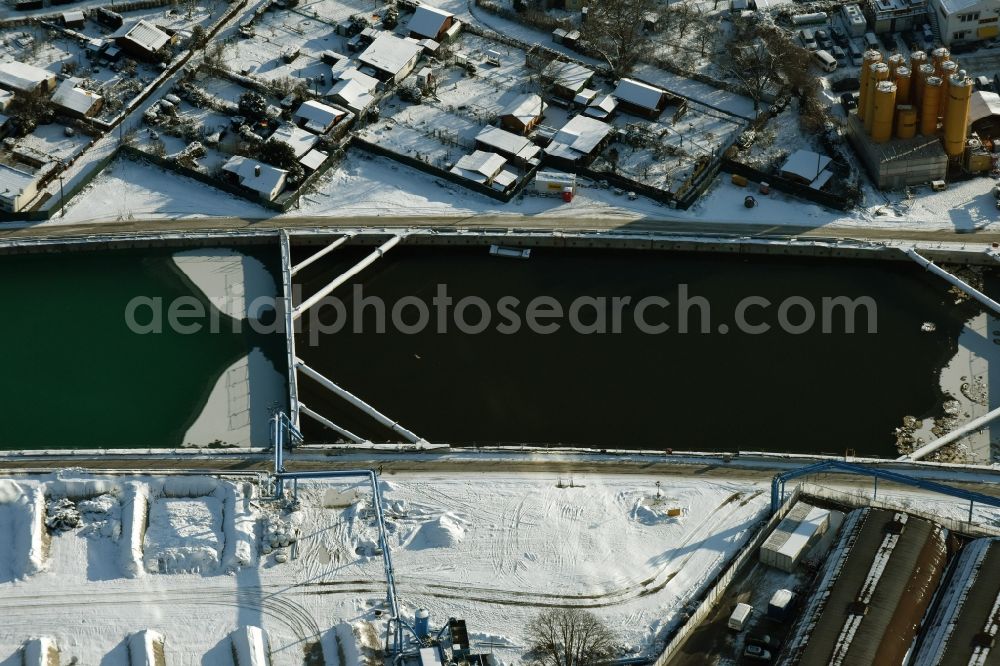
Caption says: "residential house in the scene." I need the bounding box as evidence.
[270,123,318,158]
[51,77,103,118]
[358,33,422,83]
[450,150,518,192]
[542,60,594,99]
[222,156,288,201]
[499,93,546,134]
[0,162,42,212]
[293,100,348,134]
[584,94,617,120]
[0,61,56,95]
[113,20,170,60]
[407,4,458,41]
[543,114,613,164]
[475,126,541,167]
[613,78,670,118]
[327,78,375,115]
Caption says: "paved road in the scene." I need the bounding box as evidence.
[3,215,1000,244]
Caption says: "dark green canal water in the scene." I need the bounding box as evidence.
[294,245,990,458]
[0,246,284,449]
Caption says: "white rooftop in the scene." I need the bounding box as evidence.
[453,150,506,179]
[546,114,612,159]
[613,78,667,111]
[222,156,287,198]
[270,123,318,158]
[51,78,102,115]
[328,78,375,112]
[969,90,1000,125]
[0,61,53,93]
[294,100,346,134]
[476,125,540,162]
[501,93,546,124]
[776,507,829,559]
[543,60,594,93]
[359,33,422,76]
[407,4,453,39]
[781,149,832,183]
[0,161,37,200]
[299,148,328,171]
[117,20,170,52]
[335,67,379,93]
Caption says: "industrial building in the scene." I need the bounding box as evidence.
[846,46,986,188]
[928,0,1000,45]
[779,509,949,665]
[912,537,1000,666]
[759,501,831,572]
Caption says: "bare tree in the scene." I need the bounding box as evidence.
[692,15,719,57]
[720,38,779,111]
[579,0,656,78]
[526,609,617,666]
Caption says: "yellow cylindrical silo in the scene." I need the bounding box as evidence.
[944,73,973,157]
[872,80,897,143]
[939,60,959,119]
[916,63,935,109]
[922,76,943,135]
[895,66,912,105]
[865,62,890,134]
[932,47,951,74]
[896,105,918,139]
[888,53,904,78]
[910,50,928,73]
[858,50,883,122]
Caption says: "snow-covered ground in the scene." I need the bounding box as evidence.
[0,471,769,665]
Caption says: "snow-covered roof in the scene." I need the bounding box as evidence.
[299,148,328,171]
[476,125,541,163]
[359,33,422,76]
[62,10,84,22]
[222,156,287,200]
[116,20,169,53]
[0,89,14,111]
[574,88,597,106]
[613,78,667,111]
[969,90,1000,125]
[451,150,507,183]
[938,0,980,12]
[501,93,546,123]
[51,77,102,115]
[585,93,618,119]
[0,162,37,201]
[781,149,832,183]
[542,60,593,93]
[328,78,375,112]
[0,61,54,93]
[407,4,453,39]
[293,100,346,134]
[335,67,379,92]
[545,114,612,159]
[271,123,318,158]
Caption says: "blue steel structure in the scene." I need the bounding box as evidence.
[771,461,1000,521]
[269,412,408,654]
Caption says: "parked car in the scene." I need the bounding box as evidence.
[923,23,935,45]
[832,45,847,63]
[840,92,859,112]
[744,644,772,662]
[800,28,818,50]
[815,29,833,49]
[831,26,849,46]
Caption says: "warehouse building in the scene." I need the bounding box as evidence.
[759,501,831,573]
[912,537,1000,666]
[779,508,949,665]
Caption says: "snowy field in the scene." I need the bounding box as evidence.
[0,471,769,666]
